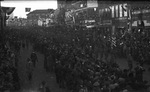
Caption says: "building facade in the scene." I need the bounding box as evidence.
[6,17,28,26]
[131,2,150,28]
[65,0,98,26]
[26,9,54,26]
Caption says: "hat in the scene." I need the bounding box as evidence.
[122,89,128,92]
[42,81,46,86]
[93,81,99,86]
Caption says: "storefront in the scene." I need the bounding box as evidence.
[131,4,150,28]
[98,3,130,36]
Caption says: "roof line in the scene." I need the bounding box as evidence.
[72,1,82,5]
[74,7,92,12]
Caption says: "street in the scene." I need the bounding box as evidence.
[1,1,150,92]
[17,42,69,92]
[15,41,150,92]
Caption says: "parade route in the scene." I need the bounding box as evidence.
[16,42,150,92]
[17,42,69,92]
[1,2,150,92]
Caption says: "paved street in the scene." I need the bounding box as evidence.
[15,42,150,92]
[17,43,69,92]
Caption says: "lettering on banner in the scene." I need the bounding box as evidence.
[122,3,128,17]
[109,3,128,18]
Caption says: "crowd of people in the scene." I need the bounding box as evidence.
[0,38,20,91]
[2,25,150,92]
[0,27,37,92]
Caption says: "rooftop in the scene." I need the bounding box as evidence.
[27,9,54,16]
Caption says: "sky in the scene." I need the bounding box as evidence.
[1,0,58,18]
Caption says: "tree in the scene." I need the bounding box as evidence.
[1,7,15,28]
[0,7,15,46]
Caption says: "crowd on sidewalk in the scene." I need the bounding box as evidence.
[0,40,20,92]
[0,27,36,92]
[3,26,150,92]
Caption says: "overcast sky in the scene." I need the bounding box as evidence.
[1,0,57,18]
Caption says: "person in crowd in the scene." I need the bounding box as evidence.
[38,81,51,92]
[3,25,149,92]
[26,58,34,81]
[22,40,25,49]
[14,55,19,68]
[134,62,145,83]
[30,52,38,67]
[12,66,20,90]
[44,53,47,70]
[128,71,135,88]
[127,53,133,71]
[26,39,29,49]
[0,43,20,91]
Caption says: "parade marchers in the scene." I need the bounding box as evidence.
[1,25,150,92]
[0,35,20,92]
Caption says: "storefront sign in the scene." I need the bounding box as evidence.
[99,3,128,19]
[110,3,128,18]
[102,20,112,25]
[87,0,98,8]
[85,20,95,23]
[132,9,150,15]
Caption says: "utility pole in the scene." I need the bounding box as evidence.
[0,7,5,45]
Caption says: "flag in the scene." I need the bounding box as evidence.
[25,8,31,12]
